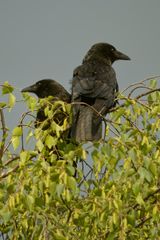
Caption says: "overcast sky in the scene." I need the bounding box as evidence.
[0,0,160,128]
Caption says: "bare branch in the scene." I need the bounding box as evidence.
[121,75,160,94]
[128,86,152,98]
[121,82,145,94]
[136,88,160,100]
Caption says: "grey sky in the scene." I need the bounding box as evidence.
[0,0,160,127]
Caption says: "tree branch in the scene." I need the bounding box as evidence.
[0,108,8,162]
[0,165,19,179]
[127,187,160,213]
[136,88,160,100]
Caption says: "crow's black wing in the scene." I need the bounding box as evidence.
[72,62,117,109]
[71,62,118,142]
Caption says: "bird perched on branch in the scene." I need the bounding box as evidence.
[22,79,77,177]
[21,79,71,101]
[71,42,130,143]
[22,79,71,127]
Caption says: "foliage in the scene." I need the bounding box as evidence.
[0,78,160,240]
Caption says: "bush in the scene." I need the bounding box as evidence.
[0,78,160,239]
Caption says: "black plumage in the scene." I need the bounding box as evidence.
[22,79,77,177]
[22,79,71,127]
[71,42,130,143]
[21,79,71,101]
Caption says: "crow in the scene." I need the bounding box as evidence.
[21,79,71,101]
[21,79,77,176]
[71,42,130,143]
[21,79,71,127]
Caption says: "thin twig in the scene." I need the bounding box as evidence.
[136,88,160,100]
[3,140,12,155]
[60,196,73,223]
[78,168,93,188]
[135,216,152,228]
[121,82,145,94]
[122,115,143,134]
[0,165,19,179]
[128,86,152,98]
[0,108,8,161]
[135,99,152,110]
[121,75,160,94]
[4,156,20,166]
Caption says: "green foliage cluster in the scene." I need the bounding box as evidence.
[0,79,160,239]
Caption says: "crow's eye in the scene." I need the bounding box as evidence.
[111,48,115,52]
[37,82,42,86]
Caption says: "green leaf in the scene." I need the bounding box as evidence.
[107,232,117,240]
[141,135,149,146]
[53,232,66,240]
[26,130,34,143]
[12,126,22,136]
[148,94,153,105]
[136,193,145,206]
[36,139,44,151]
[0,102,7,108]
[12,127,22,150]
[112,212,119,225]
[138,167,152,182]
[113,108,126,121]
[66,165,76,176]
[149,162,157,176]
[24,195,35,210]
[12,136,20,150]
[56,184,64,197]
[127,211,135,226]
[0,208,12,223]
[20,151,29,166]
[2,82,14,94]
[67,176,77,192]
[152,205,158,218]
[45,135,57,149]
[149,79,157,88]
[64,189,71,202]
[22,93,37,111]
[133,182,140,196]
[8,93,16,109]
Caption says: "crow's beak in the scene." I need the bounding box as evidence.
[21,84,37,93]
[114,50,131,60]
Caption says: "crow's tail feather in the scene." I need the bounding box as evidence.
[72,106,102,143]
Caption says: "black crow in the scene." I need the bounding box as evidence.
[21,79,71,101]
[22,79,71,127]
[22,79,78,177]
[71,42,130,143]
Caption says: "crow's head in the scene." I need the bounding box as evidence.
[83,42,130,64]
[21,79,71,101]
